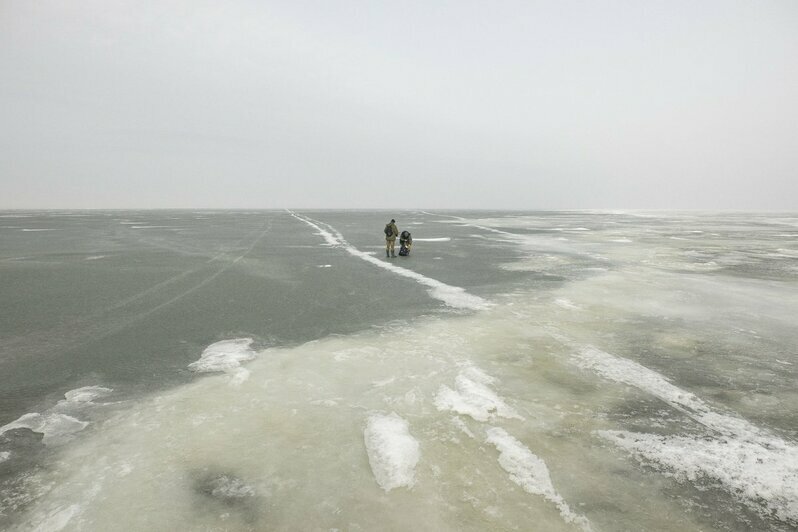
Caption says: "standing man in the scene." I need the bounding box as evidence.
[385,218,399,257]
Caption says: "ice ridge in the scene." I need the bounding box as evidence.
[574,346,798,524]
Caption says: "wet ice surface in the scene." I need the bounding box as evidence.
[1,210,797,530]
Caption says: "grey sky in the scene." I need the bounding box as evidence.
[1,0,797,209]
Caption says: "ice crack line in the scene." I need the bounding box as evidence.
[288,211,490,310]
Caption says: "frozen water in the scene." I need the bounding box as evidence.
[574,346,798,523]
[486,427,591,531]
[1,210,797,531]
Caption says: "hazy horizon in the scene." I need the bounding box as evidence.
[2,1,797,210]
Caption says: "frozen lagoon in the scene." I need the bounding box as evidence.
[0,210,797,530]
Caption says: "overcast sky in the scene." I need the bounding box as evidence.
[1,1,796,210]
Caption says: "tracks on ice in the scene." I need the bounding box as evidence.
[0,220,272,365]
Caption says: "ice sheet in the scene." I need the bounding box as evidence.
[290,212,490,310]
[575,346,798,524]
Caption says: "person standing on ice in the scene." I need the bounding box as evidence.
[384,218,399,257]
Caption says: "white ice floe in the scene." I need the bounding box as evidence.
[317,264,333,268]
[574,346,798,524]
[0,386,114,446]
[20,228,56,232]
[363,413,420,491]
[0,451,10,463]
[60,386,113,406]
[188,338,258,384]
[0,413,89,446]
[486,428,591,531]
[434,369,522,422]
[412,237,451,242]
[289,212,490,310]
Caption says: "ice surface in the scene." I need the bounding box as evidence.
[363,413,420,491]
[434,369,522,422]
[188,338,257,384]
[599,429,798,524]
[0,386,113,446]
[203,475,256,500]
[575,346,798,524]
[32,504,82,532]
[412,237,451,242]
[4,210,797,531]
[486,428,591,530]
[0,413,88,446]
[290,212,490,310]
[61,386,113,405]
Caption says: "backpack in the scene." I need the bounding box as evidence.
[384,224,393,237]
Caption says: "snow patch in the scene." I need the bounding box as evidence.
[575,346,798,525]
[188,338,258,384]
[60,386,113,405]
[486,428,591,530]
[434,369,522,422]
[363,413,420,491]
[412,237,451,242]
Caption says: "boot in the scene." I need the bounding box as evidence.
[386,250,390,258]
[391,250,396,257]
